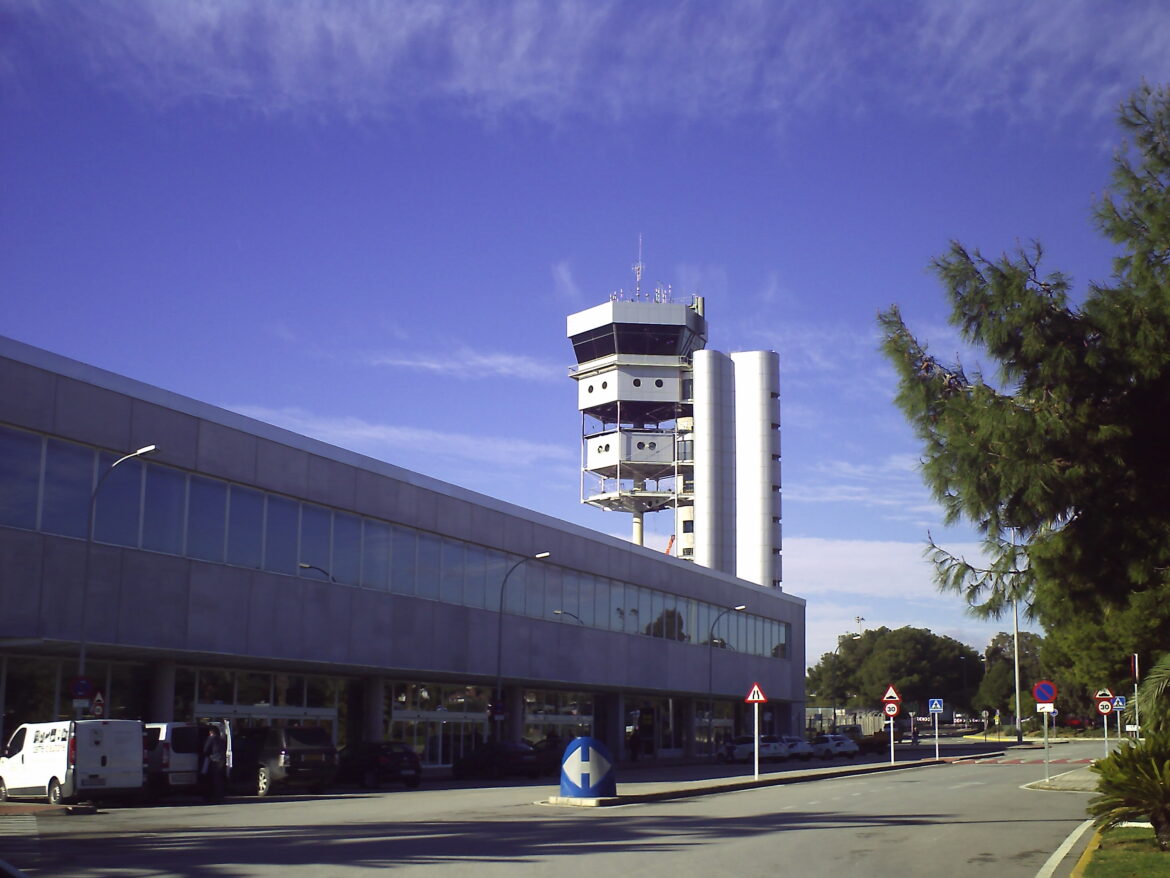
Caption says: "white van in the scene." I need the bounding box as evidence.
[0,720,146,804]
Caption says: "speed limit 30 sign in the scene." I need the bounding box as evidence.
[883,702,900,717]
[1096,699,1114,715]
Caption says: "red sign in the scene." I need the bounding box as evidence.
[1096,699,1113,715]
[745,683,767,704]
[883,702,900,717]
[881,685,901,702]
[1032,680,1057,703]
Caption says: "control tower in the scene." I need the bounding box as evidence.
[567,280,782,589]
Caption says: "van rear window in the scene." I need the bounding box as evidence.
[171,727,201,753]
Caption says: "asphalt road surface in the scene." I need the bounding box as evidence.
[3,742,1100,878]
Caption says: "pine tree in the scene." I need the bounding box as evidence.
[878,84,1170,625]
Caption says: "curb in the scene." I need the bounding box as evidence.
[547,756,960,807]
[0,803,97,817]
[1069,826,1103,878]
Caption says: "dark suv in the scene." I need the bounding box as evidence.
[233,726,337,797]
[336,742,422,789]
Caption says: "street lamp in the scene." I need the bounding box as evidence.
[706,603,746,758]
[298,562,336,582]
[494,551,550,740]
[829,633,860,732]
[77,444,159,704]
[553,609,585,625]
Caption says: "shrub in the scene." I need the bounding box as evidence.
[1088,732,1170,852]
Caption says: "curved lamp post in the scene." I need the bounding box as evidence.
[553,609,585,625]
[706,603,746,757]
[77,444,158,707]
[298,562,336,582]
[494,551,550,739]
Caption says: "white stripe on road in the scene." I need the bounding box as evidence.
[1034,818,1094,878]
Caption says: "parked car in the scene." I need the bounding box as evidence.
[719,735,785,763]
[145,722,203,795]
[527,738,568,776]
[336,742,422,789]
[781,736,815,760]
[812,734,860,759]
[0,720,145,804]
[452,741,543,779]
[231,726,338,796]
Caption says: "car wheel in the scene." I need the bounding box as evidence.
[47,778,65,805]
[308,784,326,795]
[361,768,380,790]
[0,777,8,802]
[256,765,274,797]
[406,777,421,789]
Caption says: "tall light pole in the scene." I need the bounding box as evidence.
[553,609,585,625]
[494,551,550,740]
[1012,599,1023,744]
[77,444,158,708]
[706,604,746,758]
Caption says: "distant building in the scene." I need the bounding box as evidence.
[568,292,782,588]
[0,335,804,765]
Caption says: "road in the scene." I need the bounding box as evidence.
[2,742,1099,878]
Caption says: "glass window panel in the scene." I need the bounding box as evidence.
[561,571,579,622]
[543,565,562,619]
[503,556,525,614]
[197,669,232,705]
[440,539,464,604]
[306,677,338,709]
[274,674,305,707]
[637,586,652,635]
[361,519,390,588]
[523,562,544,618]
[332,512,360,585]
[186,476,227,562]
[592,577,608,630]
[94,453,143,547]
[607,579,625,632]
[415,533,440,599]
[463,545,487,608]
[574,573,595,627]
[226,485,263,568]
[681,599,697,645]
[41,438,93,538]
[390,526,416,595]
[0,425,41,530]
[649,591,665,638]
[143,464,186,555]
[263,495,298,575]
[697,603,714,645]
[299,503,332,580]
[237,672,271,705]
[484,549,509,611]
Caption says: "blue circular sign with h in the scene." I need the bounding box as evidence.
[559,737,617,798]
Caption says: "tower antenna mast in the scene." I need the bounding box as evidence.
[633,234,644,299]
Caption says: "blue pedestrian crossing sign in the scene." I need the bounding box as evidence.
[928,699,944,714]
[559,736,617,798]
[1112,695,1127,710]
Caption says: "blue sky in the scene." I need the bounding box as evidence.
[4,1,1169,671]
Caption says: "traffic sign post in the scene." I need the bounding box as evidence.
[745,683,767,780]
[1097,697,1113,757]
[882,688,901,764]
[1112,696,1126,739]
[928,699,943,760]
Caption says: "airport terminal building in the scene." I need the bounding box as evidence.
[0,335,805,765]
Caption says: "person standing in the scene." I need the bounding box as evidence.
[202,726,227,802]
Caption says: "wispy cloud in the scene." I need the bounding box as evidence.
[552,260,582,303]
[230,404,574,469]
[6,1,1166,128]
[365,347,562,382]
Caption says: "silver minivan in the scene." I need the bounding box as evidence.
[145,722,203,795]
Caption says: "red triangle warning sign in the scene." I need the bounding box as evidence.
[745,683,767,703]
[882,685,902,702]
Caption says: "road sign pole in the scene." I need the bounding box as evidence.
[1043,711,1049,782]
[889,717,895,764]
[1103,714,1109,759]
[934,712,939,761]
[753,702,760,781]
